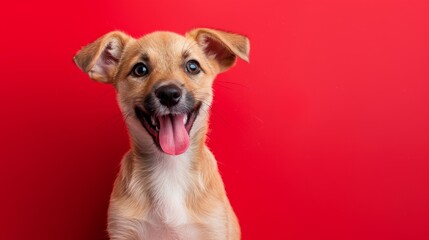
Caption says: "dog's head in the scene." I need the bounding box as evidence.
[74,29,249,155]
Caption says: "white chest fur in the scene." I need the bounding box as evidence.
[108,150,231,240]
[149,153,191,226]
[140,152,201,240]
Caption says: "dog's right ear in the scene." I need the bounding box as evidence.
[73,31,132,83]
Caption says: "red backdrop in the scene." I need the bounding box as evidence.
[1,0,429,239]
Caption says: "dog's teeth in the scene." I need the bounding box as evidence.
[151,116,156,126]
[155,125,159,131]
[183,115,188,124]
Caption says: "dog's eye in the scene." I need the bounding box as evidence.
[185,60,201,75]
[132,63,149,77]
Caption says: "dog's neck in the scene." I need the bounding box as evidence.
[130,142,202,171]
[128,132,209,226]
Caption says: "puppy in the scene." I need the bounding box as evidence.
[73,28,249,240]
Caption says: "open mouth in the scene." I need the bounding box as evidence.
[134,103,201,155]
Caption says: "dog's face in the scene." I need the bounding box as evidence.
[74,29,249,155]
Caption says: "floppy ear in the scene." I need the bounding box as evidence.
[186,28,250,73]
[73,31,132,83]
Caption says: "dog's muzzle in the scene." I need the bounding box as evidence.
[134,84,201,155]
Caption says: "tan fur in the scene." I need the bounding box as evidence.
[74,28,249,240]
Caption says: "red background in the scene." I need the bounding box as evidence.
[1,0,429,239]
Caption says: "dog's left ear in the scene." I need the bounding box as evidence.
[73,31,132,83]
[186,28,250,73]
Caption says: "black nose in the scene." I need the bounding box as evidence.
[155,84,182,107]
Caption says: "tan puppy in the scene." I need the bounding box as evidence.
[74,28,249,240]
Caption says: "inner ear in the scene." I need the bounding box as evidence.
[199,35,236,70]
[100,40,122,65]
[90,38,123,81]
[74,31,131,83]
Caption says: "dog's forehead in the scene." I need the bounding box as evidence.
[133,31,196,57]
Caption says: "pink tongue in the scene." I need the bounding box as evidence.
[158,115,190,155]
